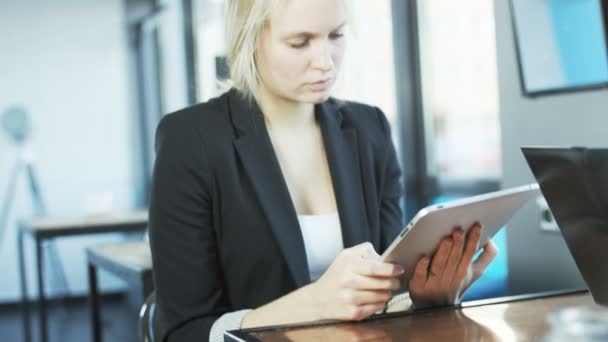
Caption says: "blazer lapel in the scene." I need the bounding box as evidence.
[229,90,370,287]
[229,90,310,287]
[316,101,370,248]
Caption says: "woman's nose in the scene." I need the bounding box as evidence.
[311,42,334,71]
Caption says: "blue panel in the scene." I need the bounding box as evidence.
[549,0,608,86]
[431,196,508,300]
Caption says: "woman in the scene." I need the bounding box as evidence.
[149,0,498,341]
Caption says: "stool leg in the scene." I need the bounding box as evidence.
[36,239,48,342]
[18,229,32,342]
[88,263,102,342]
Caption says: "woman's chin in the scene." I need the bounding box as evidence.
[300,90,333,104]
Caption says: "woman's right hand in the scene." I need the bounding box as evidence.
[308,242,404,321]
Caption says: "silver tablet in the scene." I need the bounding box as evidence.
[382,183,539,291]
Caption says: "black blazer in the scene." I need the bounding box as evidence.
[149,88,403,341]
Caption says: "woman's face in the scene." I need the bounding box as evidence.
[256,0,347,104]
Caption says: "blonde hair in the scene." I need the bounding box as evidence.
[224,0,279,102]
[224,0,353,102]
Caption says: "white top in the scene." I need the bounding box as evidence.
[210,212,345,342]
[297,212,344,282]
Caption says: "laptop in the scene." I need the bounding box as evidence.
[522,146,608,305]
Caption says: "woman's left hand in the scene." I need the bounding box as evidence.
[408,223,498,309]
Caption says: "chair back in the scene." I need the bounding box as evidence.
[139,292,156,342]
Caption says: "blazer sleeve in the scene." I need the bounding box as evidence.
[148,113,229,341]
[375,107,404,253]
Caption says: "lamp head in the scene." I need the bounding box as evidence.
[2,107,30,145]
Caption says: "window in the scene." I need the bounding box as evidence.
[417,1,505,300]
[192,0,227,102]
[333,1,398,130]
[417,0,501,182]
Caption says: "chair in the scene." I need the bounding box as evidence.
[139,292,156,342]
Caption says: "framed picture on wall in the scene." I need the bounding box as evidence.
[510,0,608,96]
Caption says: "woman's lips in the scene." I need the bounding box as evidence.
[307,78,333,90]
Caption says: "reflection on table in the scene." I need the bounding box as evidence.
[230,290,593,342]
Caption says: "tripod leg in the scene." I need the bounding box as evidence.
[25,162,46,215]
[0,160,22,248]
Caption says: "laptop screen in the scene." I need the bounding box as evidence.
[522,147,608,305]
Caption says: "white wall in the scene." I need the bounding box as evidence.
[0,0,140,301]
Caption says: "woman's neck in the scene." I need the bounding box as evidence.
[256,85,316,129]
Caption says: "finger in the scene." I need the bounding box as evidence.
[352,242,381,260]
[429,238,453,277]
[441,229,465,282]
[409,256,429,289]
[454,224,482,279]
[343,289,393,306]
[471,240,499,281]
[345,303,387,321]
[356,259,404,278]
[347,274,401,291]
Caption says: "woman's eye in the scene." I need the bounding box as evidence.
[288,32,343,49]
[329,32,344,40]
[289,40,309,49]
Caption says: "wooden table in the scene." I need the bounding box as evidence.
[86,241,153,342]
[18,211,148,342]
[226,290,594,341]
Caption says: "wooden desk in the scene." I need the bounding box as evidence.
[17,211,148,342]
[226,290,594,341]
